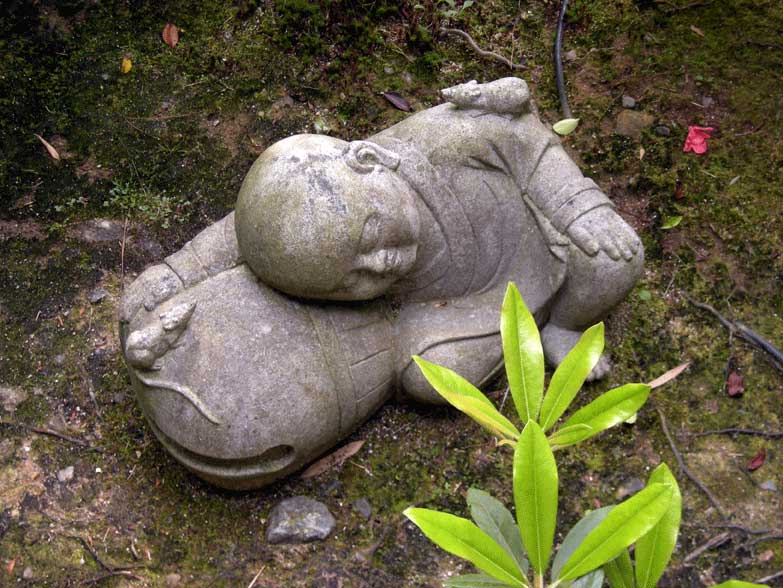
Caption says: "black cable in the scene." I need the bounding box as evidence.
[554,0,572,118]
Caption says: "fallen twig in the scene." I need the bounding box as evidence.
[707,524,771,535]
[85,571,143,585]
[757,570,783,584]
[0,420,93,448]
[554,0,572,117]
[66,534,146,574]
[657,408,728,521]
[120,216,129,292]
[691,428,783,439]
[683,531,730,563]
[441,28,526,70]
[748,533,783,547]
[685,295,783,372]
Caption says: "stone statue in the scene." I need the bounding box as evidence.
[119,78,643,490]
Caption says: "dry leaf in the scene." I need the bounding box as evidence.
[639,146,646,160]
[162,23,179,48]
[300,440,365,478]
[382,92,411,112]
[747,447,766,471]
[726,370,744,397]
[6,558,16,575]
[121,56,132,74]
[34,134,60,160]
[648,362,691,389]
[690,25,705,37]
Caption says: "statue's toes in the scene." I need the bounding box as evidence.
[586,355,612,382]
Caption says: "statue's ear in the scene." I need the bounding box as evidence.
[345,141,400,174]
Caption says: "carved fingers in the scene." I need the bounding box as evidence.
[119,264,183,325]
[568,207,640,262]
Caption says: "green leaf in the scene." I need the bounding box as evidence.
[445,573,519,587]
[513,421,558,575]
[468,488,529,575]
[603,549,634,588]
[557,482,675,581]
[539,324,605,432]
[661,215,682,230]
[552,506,614,580]
[501,283,545,424]
[413,356,520,440]
[553,118,580,135]
[571,569,605,588]
[548,424,593,449]
[552,384,651,447]
[709,582,770,588]
[635,464,682,588]
[404,508,526,587]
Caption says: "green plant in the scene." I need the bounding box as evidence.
[412,283,649,450]
[404,282,768,588]
[104,180,190,228]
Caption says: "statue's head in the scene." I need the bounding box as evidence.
[235,134,420,301]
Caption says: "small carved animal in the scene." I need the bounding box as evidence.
[125,302,195,370]
[441,78,530,116]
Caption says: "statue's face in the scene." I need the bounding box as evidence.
[327,169,420,300]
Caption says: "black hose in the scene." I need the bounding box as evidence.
[554,0,572,118]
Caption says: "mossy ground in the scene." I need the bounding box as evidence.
[1,0,782,586]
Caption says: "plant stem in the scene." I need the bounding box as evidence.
[534,573,544,588]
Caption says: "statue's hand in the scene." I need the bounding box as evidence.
[119,264,183,325]
[567,207,640,261]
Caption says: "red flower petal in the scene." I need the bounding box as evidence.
[747,447,766,471]
[683,125,715,154]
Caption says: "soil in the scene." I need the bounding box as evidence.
[0,1,781,587]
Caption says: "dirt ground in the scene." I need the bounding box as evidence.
[0,1,782,586]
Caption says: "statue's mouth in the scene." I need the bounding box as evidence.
[144,416,296,489]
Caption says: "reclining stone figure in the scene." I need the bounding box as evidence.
[119,78,643,490]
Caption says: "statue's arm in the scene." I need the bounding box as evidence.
[515,116,640,261]
[119,212,242,326]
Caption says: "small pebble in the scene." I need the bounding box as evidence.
[166,573,182,587]
[23,566,33,580]
[53,354,66,365]
[622,95,636,109]
[616,477,645,500]
[88,287,109,304]
[654,125,671,137]
[266,496,336,544]
[760,480,778,492]
[57,466,75,483]
[353,497,372,520]
[702,96,715,108]
[383,65,394,75]
[564,49,578,62]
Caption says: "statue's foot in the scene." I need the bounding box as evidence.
[541,324,611,381]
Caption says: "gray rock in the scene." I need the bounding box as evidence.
[69,219,125,244]
[654,125,671,137]
[57,466,75,483]
[165,573,182,587]
[22,566,33,580]
[616,477,645,500]
[702,96,715,108]
[621,95,636,109]
[88,287,109,304]
[0,386,27,414]
[53,354,66,365]
[120,77,643,490]
[615,110,655,138]
[564,49,578,62]
[353,497,372,520]
[760,480,778,492]
[266,497,336,544]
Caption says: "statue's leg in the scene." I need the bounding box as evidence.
[542,245,643,379]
